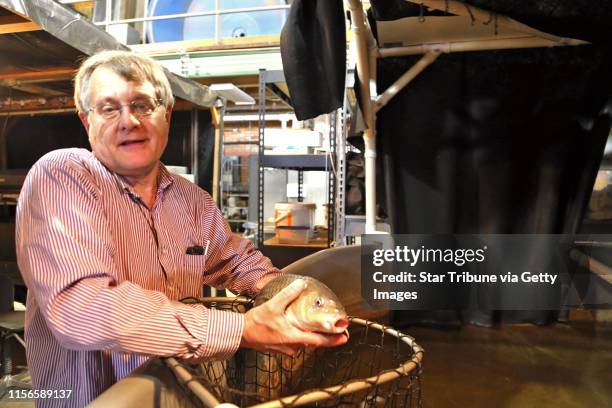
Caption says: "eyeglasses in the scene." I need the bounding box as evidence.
[88,97,165,120]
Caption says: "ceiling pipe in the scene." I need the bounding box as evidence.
[379,36,587,58]
[374,50,441,112]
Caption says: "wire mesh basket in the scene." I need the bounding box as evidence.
[170,297,424,408]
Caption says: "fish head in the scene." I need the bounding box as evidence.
[286,280,349,334]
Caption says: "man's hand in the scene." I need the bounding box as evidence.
[240,279,348,356]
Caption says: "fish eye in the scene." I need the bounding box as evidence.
[315,297,325,307]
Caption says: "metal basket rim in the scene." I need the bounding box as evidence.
[169,297,424,408]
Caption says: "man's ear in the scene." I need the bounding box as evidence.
[78,111,90,133]
[165,104,173,123]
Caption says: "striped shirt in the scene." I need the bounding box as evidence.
[16,148,280,407]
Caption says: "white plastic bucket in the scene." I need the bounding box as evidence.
[274,202,316,229]
[275,226,310,244]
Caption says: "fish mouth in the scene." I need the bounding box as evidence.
[321,316,349,334]
[334,317,349,332]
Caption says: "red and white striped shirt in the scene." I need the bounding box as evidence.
[16,148,279,407]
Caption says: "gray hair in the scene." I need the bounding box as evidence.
[74,50,175,113]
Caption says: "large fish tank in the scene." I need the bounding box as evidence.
[146,0,289,42]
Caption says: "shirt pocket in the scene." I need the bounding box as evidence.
[182,252,207,278]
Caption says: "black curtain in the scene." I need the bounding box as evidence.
[279,0,612,325]
[378,46,611,325]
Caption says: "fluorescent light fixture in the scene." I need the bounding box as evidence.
[224,113,296,122]
[209,83,255,105]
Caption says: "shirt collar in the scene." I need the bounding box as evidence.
[157,163,175,192]
[109,162,175,199]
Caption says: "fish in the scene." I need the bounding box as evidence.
[254,274,349,335]
[282,245,389,323]
[231,274,349,403]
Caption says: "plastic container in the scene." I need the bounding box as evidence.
[274,202,316,229]
[275,226,310,245]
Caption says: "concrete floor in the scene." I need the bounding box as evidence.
[406,322,612,408]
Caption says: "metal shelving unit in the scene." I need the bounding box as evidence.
[219,153,250,232]
[256,69,337,265]
[261,154,330,169]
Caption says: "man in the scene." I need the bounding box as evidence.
[16,50,346,407]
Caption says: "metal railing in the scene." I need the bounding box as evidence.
[59,0,291,45]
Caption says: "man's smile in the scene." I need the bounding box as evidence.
[118,138,147,147]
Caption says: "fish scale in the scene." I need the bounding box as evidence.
[254,273,348,334]
[255,274,329,305]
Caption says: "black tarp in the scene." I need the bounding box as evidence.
[280,0,346,120]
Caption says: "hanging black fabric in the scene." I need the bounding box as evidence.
[378,46,611,325]
[365,0,612,326]
[280,0,346,120]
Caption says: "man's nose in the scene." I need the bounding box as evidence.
[117,106,140,129]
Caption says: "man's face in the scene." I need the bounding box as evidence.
[78,67,172,180]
